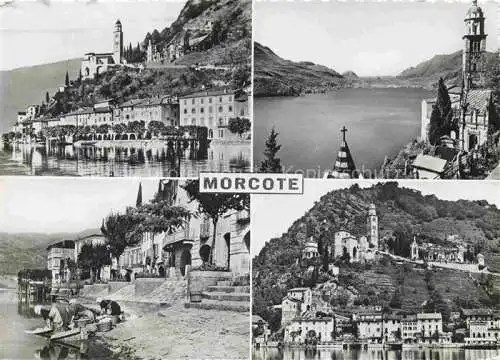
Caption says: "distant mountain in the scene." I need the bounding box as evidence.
[0,59,81,133]
[253,182,500,328]
[0,228,101,275]
[396,50,498,88]
[254,42,346,97]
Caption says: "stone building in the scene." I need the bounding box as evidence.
[81,20,123,80]
[46,240,75,284]
[119,180,250,279]
[284,316,334,344]
[302,237,319,259]
[420,0,495,152]
[179,89,249,140]
[281,288,313,327]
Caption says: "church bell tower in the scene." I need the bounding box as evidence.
[462,0,487,89]
[113,19,123,64]
[367,203,378,249]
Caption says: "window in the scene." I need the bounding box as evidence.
[192,99,195,105]
[229,96,232,101]
[218,129,224,138]
[201,98,204,104]
[184,100,187,105]
[219,97,222,102]
[209,106,213,113]
[228,105,233,112]
[191,118,196,125]
[184,109,187,114]
[209,97,212,103]
[200,107,204,113]
[218,106,223,113]
[192,108,196,114]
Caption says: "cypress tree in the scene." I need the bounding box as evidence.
[259,127,283,173]
[65,71,69,87]
[45,91,50,103]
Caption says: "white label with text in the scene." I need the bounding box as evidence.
[199,173,303,194]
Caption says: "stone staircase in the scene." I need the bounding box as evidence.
[184,279,250,312]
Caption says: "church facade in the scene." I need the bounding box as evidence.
[421,0,495,152]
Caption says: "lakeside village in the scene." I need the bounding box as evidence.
[253,204,500,350]
[326,0,500,180]
[1,19,251,154]
[18,180,250,354]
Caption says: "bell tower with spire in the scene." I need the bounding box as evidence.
[113,19,123,64]
[367,203,378,249]
[462,0,487,89]
[328,126,356,179]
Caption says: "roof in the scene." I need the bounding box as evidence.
[47,240,75,251]
[94,107,113,113]
[464,89,492,114]
[120,99,144,108]
[252,315,268,325]
[417,312,442,320]
[289,287,310,292]
[462,308,493,317]
[179,88,237,99]
[283,296,302,303]
[412,154,447,174]
[75,234,105,242]
[64,108,93,116]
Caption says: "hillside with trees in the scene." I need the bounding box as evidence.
[253,182,500,330]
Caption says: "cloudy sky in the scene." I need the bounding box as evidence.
[252,180,500,255]
[255,1,499,76]
[0,1,185,70]
[0,178,161,233]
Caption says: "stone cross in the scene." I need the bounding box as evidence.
[341,126,348,142]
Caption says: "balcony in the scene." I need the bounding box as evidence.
[164,227,194,248]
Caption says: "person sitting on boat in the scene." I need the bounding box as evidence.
[34,303,72,332]
[96,298,122,316]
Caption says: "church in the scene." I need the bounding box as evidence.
[81,20,124,80]
[303,203,379,263]
[420,0,495,152]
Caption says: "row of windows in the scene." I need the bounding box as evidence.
[183,105,233,114]
[183,96,233,106]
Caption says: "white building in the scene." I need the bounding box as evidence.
[46,240,75,284]
[284,317,334,344]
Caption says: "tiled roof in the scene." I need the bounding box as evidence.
[120,99,144,108]
[461,308,493,317]
[417,312,442,320]
[180,88,237,99]
[464,89,492,114]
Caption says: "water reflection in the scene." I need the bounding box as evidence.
[2,142,251,176]
[252,347,500,360]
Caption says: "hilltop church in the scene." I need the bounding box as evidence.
[303,203,379,263]
[81,20,124,80]
[420,0,495,152]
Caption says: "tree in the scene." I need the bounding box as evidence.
[65,71,70,87]
[228,117,251,138]
[136,182,143,207]
[45,91,50,104]
[77,243,111,282]
[428,78,454,145]
[259,127,283,173]
[101,212,141,262]
[183,180,249,265]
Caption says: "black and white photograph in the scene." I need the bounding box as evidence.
[252,180,500,359]
[0,177,250,359]
[254,1,499,179]
[0,0,252,177]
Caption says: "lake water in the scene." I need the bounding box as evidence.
[0,142,250,177]
[0,289,112,360]
[253,346,500,360]
[254,88,435,177]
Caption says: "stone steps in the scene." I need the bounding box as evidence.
[206,285,250,293]
[184,299,249,312]
[201,291,249,302]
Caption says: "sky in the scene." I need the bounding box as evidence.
[0,1,185,70]
[0,177,161,233]
[251,180,500,255]
[255,1,499,76]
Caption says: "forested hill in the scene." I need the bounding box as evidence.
[0,228,101,274]
[253,182,500,329]
[253,42,346,97]
[143,0,251,66]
